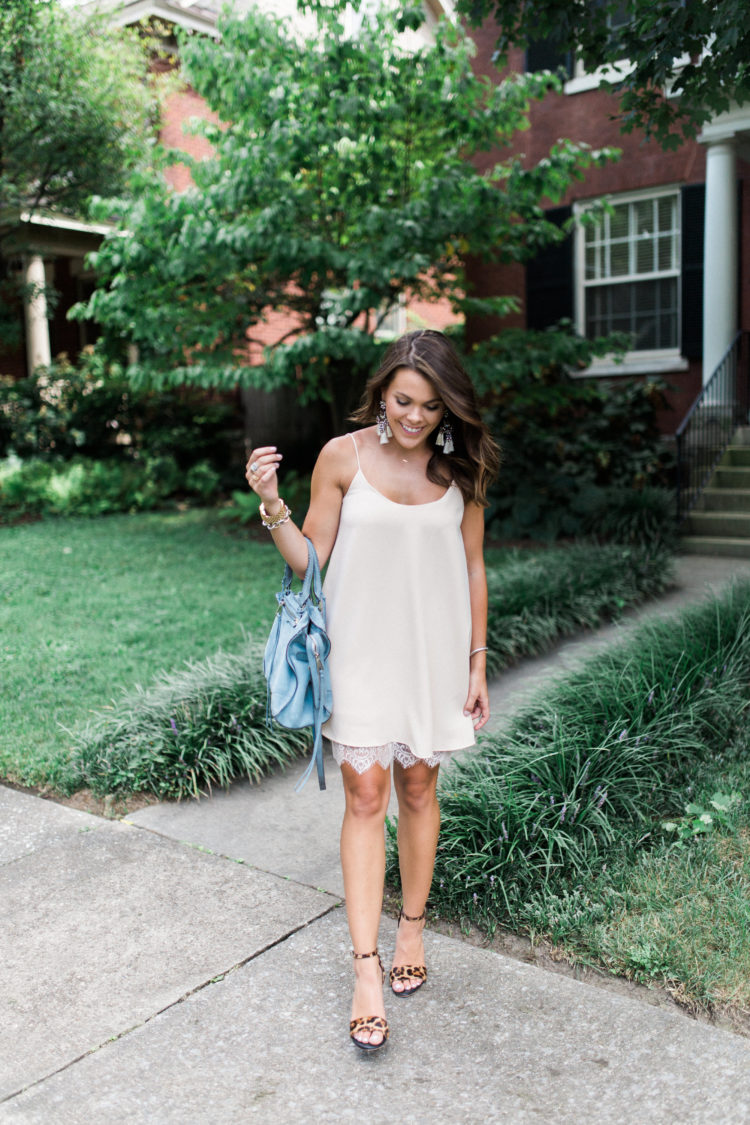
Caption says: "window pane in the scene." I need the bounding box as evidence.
[661,314,676,346]
[658,234,675,271]
[634,199,654,236]
[585,278,678,348]
[610,240,630,276]
[585,245,599,280]
[634,282,655,312]
[659,276,679,317]
[610,205,628,240]
[593,194,679,280]
[611,285,630,315]
[636,313,657,349]
[636,237,654,274]
[658,195,676,233]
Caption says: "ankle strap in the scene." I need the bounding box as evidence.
[399,908,426,923]
[352,949,380,959]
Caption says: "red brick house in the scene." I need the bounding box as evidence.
[467,28,750,434]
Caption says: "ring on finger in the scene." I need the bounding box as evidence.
[250,461,259,473]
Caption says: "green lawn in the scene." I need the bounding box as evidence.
[0,511,280,787]
[2,513,672,792]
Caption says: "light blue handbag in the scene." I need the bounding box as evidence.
[264,537,332,791]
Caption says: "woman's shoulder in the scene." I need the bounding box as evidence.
[315,431,370,489]
[318,428,376,463]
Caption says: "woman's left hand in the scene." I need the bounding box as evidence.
[463,669,490,730]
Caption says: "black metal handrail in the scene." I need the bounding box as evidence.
[675,332,750,521]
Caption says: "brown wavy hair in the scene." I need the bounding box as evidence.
[351,330,500,506]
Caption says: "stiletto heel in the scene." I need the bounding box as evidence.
[350,950,389,1051]
[390,908,427,996]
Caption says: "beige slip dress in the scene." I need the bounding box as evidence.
[322,433,476,773]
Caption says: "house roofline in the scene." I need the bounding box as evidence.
[72,0,219,37]
[17,211,112,238]
[1,210,112,258]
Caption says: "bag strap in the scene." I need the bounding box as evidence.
[294,632,327,791]
[279,536,322,602]
[299,536,323,605]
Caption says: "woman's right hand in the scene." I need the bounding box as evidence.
[245,446,283,503]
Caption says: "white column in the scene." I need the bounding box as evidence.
[23,254,52,376]
[702,139,738,384]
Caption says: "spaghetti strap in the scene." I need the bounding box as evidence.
[348,432,361,470]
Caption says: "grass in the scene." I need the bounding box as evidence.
[66,644,310,800]
[385,581,750,1018]
[484,542,674,675]
[1,513,675,795]
[5,511,746,1018]
[0,511,282,788]
[588,831,750,1012]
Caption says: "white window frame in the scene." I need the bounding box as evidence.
[562,4,691,97]
[573,186,688,377]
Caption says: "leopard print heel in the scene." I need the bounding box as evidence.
[350,950,389,1052]
[390,908,428,997]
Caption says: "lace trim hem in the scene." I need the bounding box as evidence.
[330,740,454,775]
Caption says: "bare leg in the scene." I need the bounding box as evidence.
[340,761,391,1045]
[391,760,440,993]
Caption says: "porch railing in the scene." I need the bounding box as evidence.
[675,332,750,521]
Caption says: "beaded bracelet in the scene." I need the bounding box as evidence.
[259,499,292,530]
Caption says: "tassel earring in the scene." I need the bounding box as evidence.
[436,411,454,455]
[377,399,392,444]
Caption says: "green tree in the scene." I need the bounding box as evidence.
[77,2,616,431]
[0,0,160,348]
[0,0,158,222]
[455,0,750,148]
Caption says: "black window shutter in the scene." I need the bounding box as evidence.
[526,206,574,330]
[525,38,574,78]
[681,183,704,360]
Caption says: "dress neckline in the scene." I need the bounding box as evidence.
[353,467,452,508]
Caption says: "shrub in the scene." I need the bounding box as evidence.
[60,540,673,799]
[0,453,182,517]
[574,485,678,550]
[185,460,222,500]
[64,644,310,800]
[485,542,674,675]
[386,580,750,930]
[0,348,241,479]
[462,326,675,542]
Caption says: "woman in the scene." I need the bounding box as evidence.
[246,330,499,1052]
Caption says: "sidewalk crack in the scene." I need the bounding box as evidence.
[0,900,343,1106]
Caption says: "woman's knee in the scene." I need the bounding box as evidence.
[342,766,390,820]
[395,769,439,815]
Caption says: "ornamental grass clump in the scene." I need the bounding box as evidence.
[65,643,310,800]
[389,581,750,930]
[485,542,674,675]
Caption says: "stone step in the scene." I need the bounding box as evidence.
[679,535,750,558]
[696,488,750,512]
[720,446,750,467]
[684,510,750,537]
[713,466,750,489]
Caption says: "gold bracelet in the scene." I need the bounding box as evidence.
[259,499,292,530]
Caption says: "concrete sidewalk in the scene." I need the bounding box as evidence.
[2,553,750,1123]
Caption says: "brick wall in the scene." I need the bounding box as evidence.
[466,24,750,433]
